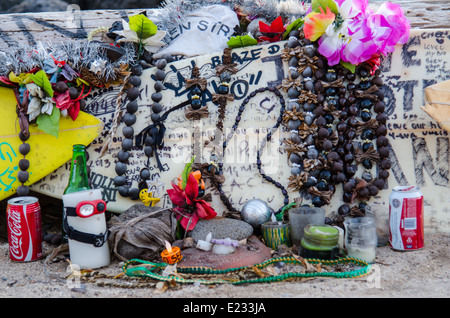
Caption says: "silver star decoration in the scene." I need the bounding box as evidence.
[89,59,107,75]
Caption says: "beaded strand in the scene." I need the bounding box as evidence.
[216,86,289,216]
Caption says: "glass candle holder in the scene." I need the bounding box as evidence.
[289,206,325,247]
[300,224,340,260]
[344,217,377,263]
[261,221,292,250]
[365,202,389,246]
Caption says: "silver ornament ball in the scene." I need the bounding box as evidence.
[241,199,273,228]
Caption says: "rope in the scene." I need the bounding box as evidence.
[122,256,372,285]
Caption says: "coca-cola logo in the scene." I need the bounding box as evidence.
[7,208,24,260]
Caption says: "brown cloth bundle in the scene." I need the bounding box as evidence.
[107,205,177,262]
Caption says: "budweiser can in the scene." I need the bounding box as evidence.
[389,186,424,251]
[6,197,43,262]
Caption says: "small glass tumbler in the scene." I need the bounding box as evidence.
[289,206,325,247]
[365,202,390,246]
[344,217,377,263]
[261,221,292,250]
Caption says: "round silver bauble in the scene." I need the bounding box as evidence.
[240,199,273,228]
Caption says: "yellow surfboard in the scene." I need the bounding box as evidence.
[0,86,103,201]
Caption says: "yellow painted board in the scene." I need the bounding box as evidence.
[0,86,103,201]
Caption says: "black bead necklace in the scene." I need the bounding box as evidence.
[217,86,289,218]
[113,57,170,200]
[282,28,392,216]
[13,87,31,196]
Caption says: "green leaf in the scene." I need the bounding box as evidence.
[227,34,258,48]
[36,106,60,138]
[282,18,304,40]
[129,14,157,40]
[30,70,54,98]
[340,60,356,73]
[181,156,196,190]
[311,0,339,14]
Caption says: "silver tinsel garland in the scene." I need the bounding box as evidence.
[0,41,136,82]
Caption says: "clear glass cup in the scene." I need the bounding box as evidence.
[344,217,377,263]
[365,202,390,246]
[289,206,325,246]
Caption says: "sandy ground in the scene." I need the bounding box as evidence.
[0,232,448,299]
[0,194,448,301]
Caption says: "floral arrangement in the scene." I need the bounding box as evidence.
[303,0,410,72]
[228,0,409,73]
[167,158,217,235]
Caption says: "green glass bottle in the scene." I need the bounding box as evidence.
[62,144,90,241]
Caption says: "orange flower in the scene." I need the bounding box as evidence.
[304,7,336,41]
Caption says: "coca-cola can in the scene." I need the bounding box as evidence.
[389,186,424,251]
[6,197,43,262]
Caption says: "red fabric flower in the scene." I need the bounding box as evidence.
[53,90,80,121]
[167,173,217,231]
[366,54,382,75]
[258,16,286,43]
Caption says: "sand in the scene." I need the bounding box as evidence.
[0,232,448,299]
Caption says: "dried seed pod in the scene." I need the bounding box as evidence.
[19,143,30,155]
[127,87,140,100]
[373,178,386,190]
[17,170,29,183]
[376,125,388,136]
[18,159,30,171]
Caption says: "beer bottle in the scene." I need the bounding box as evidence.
[62,144,90,241]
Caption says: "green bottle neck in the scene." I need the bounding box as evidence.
[64,145,90,194]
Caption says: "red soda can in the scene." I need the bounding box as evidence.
[389,186,424,251]
[6,197,43,261]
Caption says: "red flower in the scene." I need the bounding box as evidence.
[167,173,217,231]
[53,90,80,121]
[258,16,286,43]
[366,54,382,75]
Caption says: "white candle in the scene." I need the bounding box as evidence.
[347,246,376,263]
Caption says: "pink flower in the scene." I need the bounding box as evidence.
[304,0,410,68]
[369,2,410,54]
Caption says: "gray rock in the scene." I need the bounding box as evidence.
[8,0,69,13]
[188,218,254,242]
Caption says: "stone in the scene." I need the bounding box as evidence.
[188,217,254,243]
[177,236,272,270]
[8,0,69,13]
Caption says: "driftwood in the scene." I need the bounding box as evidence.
[0,1,448,51]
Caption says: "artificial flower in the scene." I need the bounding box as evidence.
[304,0,410,69]
[258,16,286,43]
[26,83,55,121]
[368,2,411,55]
[116,19,167,54]
[27,97,43,121]
[53,90,80,121]
[304,7,335,41]
[167,173,217,232]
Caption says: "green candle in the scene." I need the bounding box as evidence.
[300,224,340,259]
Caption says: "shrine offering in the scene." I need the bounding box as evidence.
[389,186,425,251]
[344,217,377,263]
[261,214,292,250]
[6,197,43,262]
[299,224,340,260]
